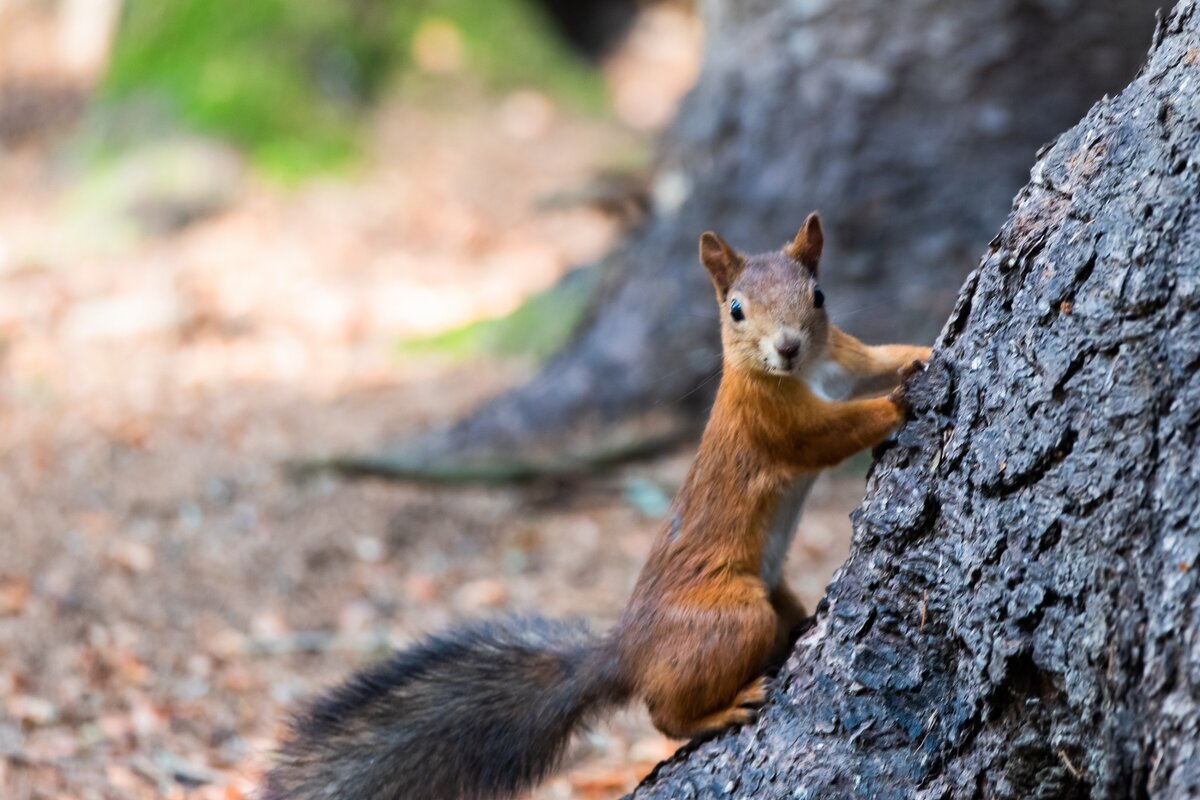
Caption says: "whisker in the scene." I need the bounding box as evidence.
[831,299,894,320]
[649,355,721,390]
[670,365,724,405]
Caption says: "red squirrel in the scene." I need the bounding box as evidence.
[264,213,932,800]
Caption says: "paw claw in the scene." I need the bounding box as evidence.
[898,359,927,382]
[735,676,769,709]
[737,706,759,725]
[890,359,928,408]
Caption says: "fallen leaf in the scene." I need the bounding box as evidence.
[454,579,509,610]
[8,695,58,726]
[107,540,155,573]
[0,576,30,616]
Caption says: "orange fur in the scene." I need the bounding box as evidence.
[263,215,936,800]
[614,214,931,738]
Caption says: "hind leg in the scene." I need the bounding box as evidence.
[657,676,769,738]
[769,581,808,658]
[650,675,773,740]
[642,586,777,739]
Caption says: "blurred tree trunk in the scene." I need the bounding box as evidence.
[532,0,641,60]
[630,2,1200,796]
[338,0,1159,481]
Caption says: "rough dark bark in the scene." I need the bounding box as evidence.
[350,0,1160,481]
[629,3,1200,797]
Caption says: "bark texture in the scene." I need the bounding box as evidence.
[368,0,1159,479]
[630,3,1200,797]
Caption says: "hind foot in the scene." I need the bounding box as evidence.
[658,677,770,739]
[733,676,768,708]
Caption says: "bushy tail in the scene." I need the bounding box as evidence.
[263,617,629,800]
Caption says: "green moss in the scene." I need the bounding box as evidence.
[398,265,598,361]
[100,0,606,180]
[102,1,365,177]
[396,0,606,112]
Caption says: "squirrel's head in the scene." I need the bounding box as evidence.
[699,212,829,378]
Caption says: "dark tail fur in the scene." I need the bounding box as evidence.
[262,617,629,800]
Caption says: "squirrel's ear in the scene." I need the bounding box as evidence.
[699,231,743,298]
[785,212,824,277]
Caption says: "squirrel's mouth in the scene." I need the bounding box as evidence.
[758,337,806,376]
[758,358,802,378]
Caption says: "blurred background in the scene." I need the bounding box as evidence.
[0,0,1159,798]
[0,2,717,798]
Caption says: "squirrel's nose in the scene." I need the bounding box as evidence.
[775,337,801,361]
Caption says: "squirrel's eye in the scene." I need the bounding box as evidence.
[813,286,825,309]
[730,298,745,322]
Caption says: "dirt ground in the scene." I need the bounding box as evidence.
[0,11,871,799]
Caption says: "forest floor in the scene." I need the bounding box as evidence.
[0,15,868,800]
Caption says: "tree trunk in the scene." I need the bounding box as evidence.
[344,0,1161,482]
[630,3,1200,797]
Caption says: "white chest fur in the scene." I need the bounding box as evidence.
[801,357,855,402]
[759,357,855,588]
[759,475,817,588]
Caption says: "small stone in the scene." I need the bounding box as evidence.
[354,537,385,563]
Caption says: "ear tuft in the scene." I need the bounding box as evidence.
[785,212,824,276]
[699,231,744,298]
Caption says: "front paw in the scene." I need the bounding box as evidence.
[898,358,927,382]
[888,360,927,408]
